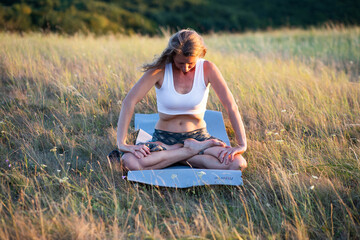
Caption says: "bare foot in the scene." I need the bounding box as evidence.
[162,143,183,150]
[147,142,183,151]
[184,139,225,154]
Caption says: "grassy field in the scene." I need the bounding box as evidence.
[0,26,359,239]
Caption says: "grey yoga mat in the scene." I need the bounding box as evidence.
[127,110,242,188]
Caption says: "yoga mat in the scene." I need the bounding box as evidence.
[128,165,242,188]
[128,110,242,188]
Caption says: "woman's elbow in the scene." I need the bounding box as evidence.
[121,96,136,109]
[224,102,239,114]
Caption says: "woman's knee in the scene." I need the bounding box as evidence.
[230,155,247,170]
[122,153,142,171]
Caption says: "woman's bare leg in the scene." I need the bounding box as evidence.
[182,146,247,170]
[122,139,223,170]
[153,142,183,150]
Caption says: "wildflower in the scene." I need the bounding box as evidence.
[41,164,47,168]
[280,129,286,132]
[281,109,286,113]
[122,176,126,179]
[266,203,271,207]
[50,147,57,153]
[310,185,314,190]
[8,164,11,168]
[90,169,94,172]
[5,159,9,163]
[57,169,61,173]
[59,177,69,183]
[312,175,319,179]
[66,162,71,165]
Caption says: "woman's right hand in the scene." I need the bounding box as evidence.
[118,144,151,159]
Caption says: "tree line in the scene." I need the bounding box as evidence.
[0,0,359,35]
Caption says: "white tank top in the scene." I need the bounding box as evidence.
[155,58,210,115]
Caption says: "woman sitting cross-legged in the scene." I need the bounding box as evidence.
[115,29,247,171]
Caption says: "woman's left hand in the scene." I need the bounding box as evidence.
[218,145,246,165]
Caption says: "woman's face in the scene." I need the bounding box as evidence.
[173,54,199,73]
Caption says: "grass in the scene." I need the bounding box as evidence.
[0,26,359,239]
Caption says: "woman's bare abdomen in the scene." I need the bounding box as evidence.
[155,112,206,133]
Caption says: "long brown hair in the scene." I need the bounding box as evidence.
[142,29,207,71]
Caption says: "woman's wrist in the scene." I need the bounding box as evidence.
[117,142,128,150]
[236,143,247,150]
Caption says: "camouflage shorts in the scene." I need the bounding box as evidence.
[151,128,221,146]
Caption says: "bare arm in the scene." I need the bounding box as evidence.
[117,68,163,157]
[205,61,247,161]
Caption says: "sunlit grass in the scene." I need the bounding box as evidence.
[0,26,359,239]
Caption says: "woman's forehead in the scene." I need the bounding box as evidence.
[174,54,198,63]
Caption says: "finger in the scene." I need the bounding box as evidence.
[230,151,236,162]
[140,145,150,154]
[137,150,146,158]
[217,149,224,158]
[219,149,227,161]
[222,151,229,165]
[218,149,226,163]
[144,146,151,154]
[225,152,231,165]
[135,146,148,156]
[133,150,142,159]
[139,148,149,157]
[227,151,234,164]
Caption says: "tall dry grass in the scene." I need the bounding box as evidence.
[0,26,359,239]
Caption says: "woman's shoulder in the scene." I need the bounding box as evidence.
[203,60,221,77]
[143,66,165,79]
[138,66,166,88]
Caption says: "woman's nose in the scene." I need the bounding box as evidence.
[183,64,190,72]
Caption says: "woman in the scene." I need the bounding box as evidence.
[116,29,247,171]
